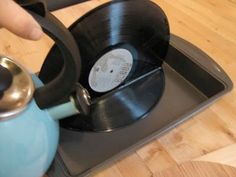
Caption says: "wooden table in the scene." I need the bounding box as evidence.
[1,0,236,176]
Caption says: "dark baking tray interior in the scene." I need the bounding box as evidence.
[47,35,232,177]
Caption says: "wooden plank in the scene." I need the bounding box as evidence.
[154,161,236,177]
[155,0,236,67]
[195,143,236,168]
[94,165,123,177]
[158,109,236,163]
[136,140,177,174]
[115,154,152,177]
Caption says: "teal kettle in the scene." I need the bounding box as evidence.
[0,1,90,177]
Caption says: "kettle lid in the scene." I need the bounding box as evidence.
[0,56,35,119]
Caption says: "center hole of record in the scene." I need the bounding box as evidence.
[95,67,100,72]
[88,48,133,93]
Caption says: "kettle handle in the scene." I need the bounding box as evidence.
[19,0,81,109]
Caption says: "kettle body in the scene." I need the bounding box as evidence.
[0,74,60,177]
[0,99,59,177]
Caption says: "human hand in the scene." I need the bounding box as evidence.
[0,0,43,40]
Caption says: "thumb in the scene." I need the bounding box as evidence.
[0,0,43,40]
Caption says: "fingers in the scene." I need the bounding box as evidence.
[0,0,43,40]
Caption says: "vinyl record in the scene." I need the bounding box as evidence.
[39,0,169,132]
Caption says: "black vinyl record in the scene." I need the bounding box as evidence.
[39,0,169,132]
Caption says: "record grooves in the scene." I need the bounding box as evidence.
[39,0,170,132]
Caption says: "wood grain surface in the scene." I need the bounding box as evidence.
[155,161,236,177]
[0,0,235,176]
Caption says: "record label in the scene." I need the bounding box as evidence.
[89,48,133,92]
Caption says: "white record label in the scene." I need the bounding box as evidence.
[89,48,133,93]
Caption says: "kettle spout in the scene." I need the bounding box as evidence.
[48,84,91,121]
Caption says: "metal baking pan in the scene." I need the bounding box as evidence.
[47,34,233,177]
